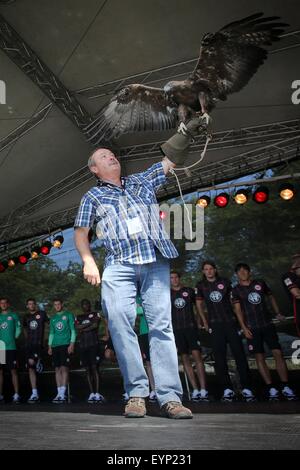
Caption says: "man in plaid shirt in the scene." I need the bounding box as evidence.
[74,117,206,418]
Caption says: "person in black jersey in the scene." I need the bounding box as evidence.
[282,253,300,336]
[23,298,49,404]
[75,299,105,403]
[170,272,208,402]
[196,261,255,402]
[232,263,296,401]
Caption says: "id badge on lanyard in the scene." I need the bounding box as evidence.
[126,216,143,236]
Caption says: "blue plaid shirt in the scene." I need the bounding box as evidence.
[74,162,178,267]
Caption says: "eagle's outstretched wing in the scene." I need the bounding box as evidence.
[85,84,177,143]
[190,12,288,102]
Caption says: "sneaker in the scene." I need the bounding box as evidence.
[27,394,40,404]
[87,393,96,403]
[222,388,235,402]
[268,387,280,401]
[94,393,106,403]
[198,389,209,402]
[56,395,67,404]
[162,401,193,419]
[241,388,256,403]
[52,394,60,404]
[191,389,200,402]
[122,392,129,402]
[281,386,297,401]
[12,394,21,404]
[124,397,146,418]
[149,391,157,403]
[52,394,66,404]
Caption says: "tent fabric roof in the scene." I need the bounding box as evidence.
[0,0,299,246]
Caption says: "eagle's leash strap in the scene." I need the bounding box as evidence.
[168,135,211,240]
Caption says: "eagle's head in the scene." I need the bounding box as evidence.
[164,80,185,93]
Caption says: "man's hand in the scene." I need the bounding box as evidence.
[48,347,52,356]
[83,260,101,286]
[242,327,253,340]
[68,343,75,355]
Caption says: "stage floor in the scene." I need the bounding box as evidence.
[1,401,300,450]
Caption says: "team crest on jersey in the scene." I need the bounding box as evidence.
[36,315,40,320]
[29,320,38,330]
[56,321,64,331]
[284,278,292,287]
[7,316,12,321]
[88,314,94,318]
[248,344,254,351]
[217,284,224,290]
[82,319,90,325]
[248,292,261,304]
[174,298,186,309]
[209,291,222,302]
[62,316,67,320]
[182,291,189,297]
[254,285,262,291]
[0,322,8,329]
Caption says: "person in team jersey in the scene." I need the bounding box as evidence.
[170,272,208,402]
[76,299,105,403]
[0,297,21,404]
[23,298,49,403]
[232,263,296,401]
[48,299,76,403]
[196,261,255,402]
[282,253,300,336]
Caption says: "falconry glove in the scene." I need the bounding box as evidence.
[160,115,211,166]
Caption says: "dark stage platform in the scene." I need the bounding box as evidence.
[1,400,300,450]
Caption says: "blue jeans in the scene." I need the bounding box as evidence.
[101,255,182,406]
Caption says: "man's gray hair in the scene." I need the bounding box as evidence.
[87,147,114,170]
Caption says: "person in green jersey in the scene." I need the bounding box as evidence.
[48,299,76,403]
[0,297,21,404]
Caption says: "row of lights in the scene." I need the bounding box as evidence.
[0,235,64,273]
[196,183,296,208]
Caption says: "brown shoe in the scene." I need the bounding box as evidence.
[162,401,193,419]
[124,397,146,418]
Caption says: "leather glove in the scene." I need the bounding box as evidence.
[160,115,211,166]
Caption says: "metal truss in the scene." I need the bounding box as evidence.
[0,118,298,227]
[75,30,300,100]
[162,136,300,199]
[0,120,299,244]
[0,103,52,152]
[0,13,95,139]
[119,120,300,162]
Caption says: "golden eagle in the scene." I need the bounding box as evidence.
[86,12,288,143]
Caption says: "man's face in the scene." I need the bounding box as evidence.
[27,300,37,312]
[81,301,91,313]
[90,149,121,180]
[292,257,300,276]
[237,267,251,282]
[54,301,63,312]
[170,273,181,288]
[0,299,9,312]
[203,264,216,280]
